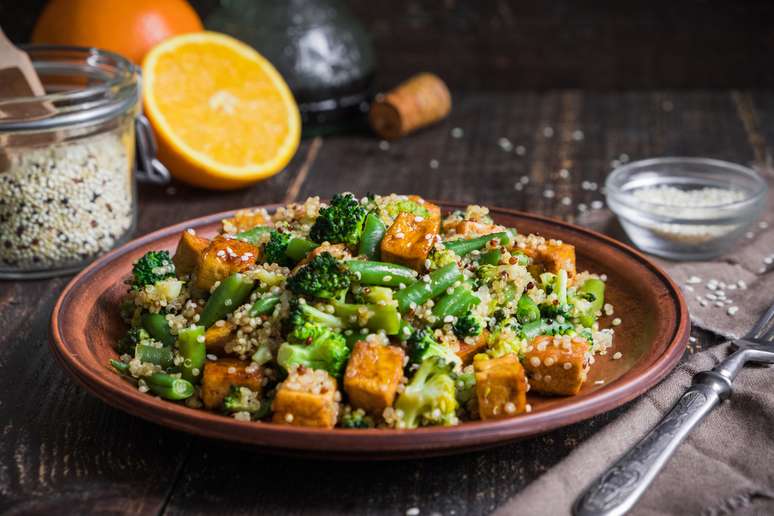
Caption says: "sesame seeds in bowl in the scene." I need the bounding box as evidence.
[605,157,767,260]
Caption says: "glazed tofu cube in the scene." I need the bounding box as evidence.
[173,231,209,275]
[380,211,438,271]
[524,241,576,278]
[523,335,589,395]
[194,236,260,292]
[272,367,340,429]
[343,341,405,415]
[443,220,503,239]
[474,354,528,420]
[455,330,490,365]
[201,358,263,410]
[221,209,269,233]
[204,321,235,354]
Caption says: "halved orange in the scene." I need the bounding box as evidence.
[142,32,301,190]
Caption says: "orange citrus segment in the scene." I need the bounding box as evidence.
[142,32,301,190]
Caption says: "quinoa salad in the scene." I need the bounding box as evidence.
[111,193,615,429]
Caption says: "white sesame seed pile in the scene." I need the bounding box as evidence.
[0,132,133,270]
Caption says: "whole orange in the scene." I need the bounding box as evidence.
[32,0,203,64]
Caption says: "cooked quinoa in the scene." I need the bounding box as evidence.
[111,193,617,430]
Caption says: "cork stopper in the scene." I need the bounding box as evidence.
[369,73,451,140]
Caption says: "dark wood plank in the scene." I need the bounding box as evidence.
[160,91,749,515]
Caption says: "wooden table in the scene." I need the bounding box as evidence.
[4,88,772,514]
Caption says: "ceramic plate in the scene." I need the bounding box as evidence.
[50,203,689,459]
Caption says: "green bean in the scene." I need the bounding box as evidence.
[361,286,394,305]
[444,230,514,256]
[248,293,281,317]
[177,325,206,383]
[345,260,418,287]
[135,343,174,368]
[199,272,255,328]
[234,226,273,245]
[110,359,130,375]
[141,312,176,346]
[331,302,401,335]
[577,278,606,328]
[285,237,318,261]
[358,212,386,260]
[516,294,540,324]
[145,372,194,400]
[432,286,480,321]
[395,263,463,313]
[479,249,501,265]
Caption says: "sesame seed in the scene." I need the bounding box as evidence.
[613,352,622,360]
[525,404,533,413]
[727,306,739,316]
[686,276,702,284]
[530,356,541,367]
[612,318,622,326]
[563,362,572,370]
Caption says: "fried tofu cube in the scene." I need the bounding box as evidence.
[523,335,589,395]
[343,341,405,415]
[201,358,263,410]
[380,211,438,270]
[474,354,528,420]
[455,330,490,365]
[443,220,503,239]
[204,321,235,354]
[173,231,209,275]
[194,236,260,292]
[272,367,340,429]
[222,209,269,233]
[524,241,576,278]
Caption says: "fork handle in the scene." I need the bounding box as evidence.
[573,371,732,516]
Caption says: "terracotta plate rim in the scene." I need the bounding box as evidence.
[50,203,689,457]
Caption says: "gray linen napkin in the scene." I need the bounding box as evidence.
[494,343,774,516]
[496,172,774,515]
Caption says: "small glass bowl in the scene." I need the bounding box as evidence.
[605,157,768,260]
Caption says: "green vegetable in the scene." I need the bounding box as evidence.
[263,230,293,266]
[277,322,351,377]
[443,230,514,256]
[141,312,176,346]
[453,311,483,338]
[110,359,130,375]
[248,293,281,318]
[287,252,351,300]
[479,249,501,265]
[116,327,150,354]
[396,263,463,313]
[455,369,477,407]
[251,342,273,366]
[177,325,206,384]
[345,260,417,287]
[516,294,540,324]
[285,237,318,261]
[331,301,402,335]
[394,356,458,428]
[145,372,194,400]
[135,343,174,368]
[130,250,176,290]
[199,272,255,328]
[426,247,460,271]
[288,299,345,330]
[358,212,386,259]
[341,409,375,429]
[518,318,544,340]
[309,193,367,246]
[222,385,262,414]
[432,285,480,322]
[234,226,273,245]
[383,198,430,220]
[360,286,394,305]
[577,278,605,327]
[406,328,461,367]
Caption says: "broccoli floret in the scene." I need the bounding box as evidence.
[287,298,345,330]
[130,250,176,290]
[540,319,575,336]
[287,252,351,300]
[263,230,292,266]
[309,193,367,246]
[453,311,483,338]
[487,318,527,358]
[340,408,375,429]
[426,247,459,271]
[277,322,351,377]
[384,198,430,220]
[454,369,477,407]
[116,327,150,354]
[222,385,263,414]
[394,356,459,428]
[539,302,572,320]
[407,328,462,368]
[477,264,498,283]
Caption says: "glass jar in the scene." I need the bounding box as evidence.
[0,46,140,279]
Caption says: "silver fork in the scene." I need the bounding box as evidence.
[574,302,774,516]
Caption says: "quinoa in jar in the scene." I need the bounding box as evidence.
[0,46,140,278]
